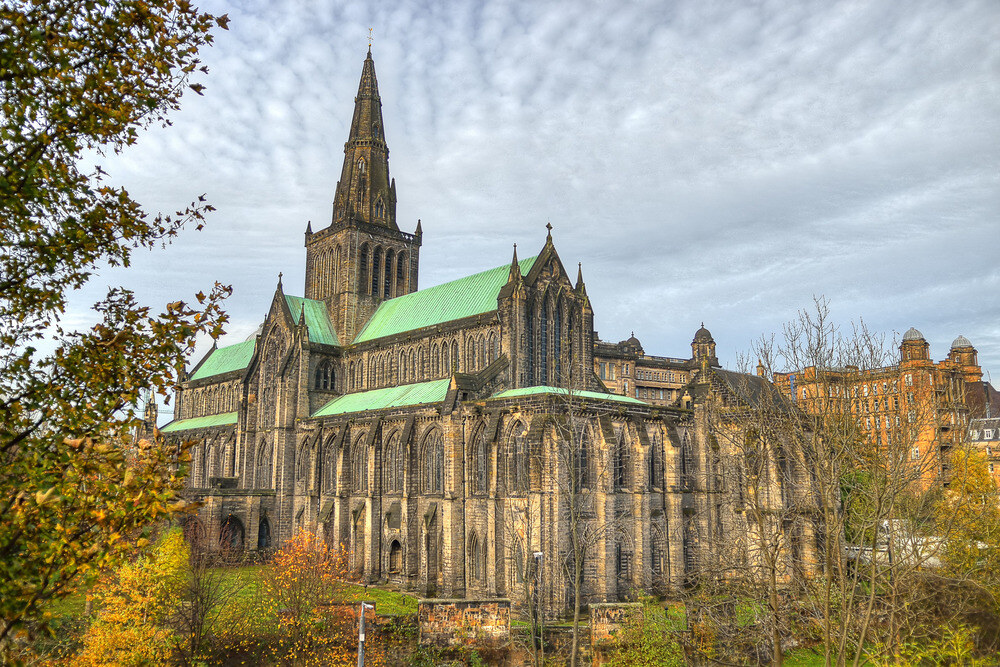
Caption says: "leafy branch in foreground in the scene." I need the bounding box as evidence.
[0,0,229,648]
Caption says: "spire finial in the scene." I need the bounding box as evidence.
[368,27,373,52]
[278,272,283,288]
[546,221,553,241]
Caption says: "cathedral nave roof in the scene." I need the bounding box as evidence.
[352,255,537,344]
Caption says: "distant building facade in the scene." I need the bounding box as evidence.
[159,50,820,612]
[772,329,988,487]
[969,417,1000,490]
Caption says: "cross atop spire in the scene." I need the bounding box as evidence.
[368,27,374,50]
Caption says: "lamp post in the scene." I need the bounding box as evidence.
[533,551,544,662]
[357,601,375,667]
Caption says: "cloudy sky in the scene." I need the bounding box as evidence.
[74,0,1000,384]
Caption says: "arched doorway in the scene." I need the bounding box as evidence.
[220,515,245,553]
[257,517,271,550]
[388,540,402,575]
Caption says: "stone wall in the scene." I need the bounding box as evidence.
[590,602,643,647]
[418,598,510,648]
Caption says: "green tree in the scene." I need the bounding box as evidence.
[0,0,229,647]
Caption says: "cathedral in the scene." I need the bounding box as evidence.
[162,49,820,611]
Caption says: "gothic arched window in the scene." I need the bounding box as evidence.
[256,439,272,489]
[374,196,385,220]
[396,253,406,293]
[384,249,394,298]
[573,427,592,492]
[371,246,382,297]
[353,435,368,493]
[451,340,459,373]
[357,157,365,173]
[540,299,549,385]
[506,421,528,494]
[614,428,630,491]
[323,436,337,493]
[315,360,334,390]
[468,531,483,582]
[649,428,663,489]
[359,244,370,295]
[554,297,563,382]
[470,424,488,496]
[421,428,444,494]
[383,431,403,493]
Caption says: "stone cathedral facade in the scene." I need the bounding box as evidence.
[161,50,821,611]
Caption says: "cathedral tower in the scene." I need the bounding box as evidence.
[305,48,421,342]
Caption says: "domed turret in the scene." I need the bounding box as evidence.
[948,335,980,379]
[951,335,973,349]
[691,322,718,371]
[693,323,714,343]
[900,326,930,362]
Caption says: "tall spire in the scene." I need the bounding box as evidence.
[330,50,397,230]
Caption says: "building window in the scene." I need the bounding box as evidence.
[506,421,529,494]
[470,424,488,496]
[910,447,920,461]
[421,428,444,494]
[905,374,913,387]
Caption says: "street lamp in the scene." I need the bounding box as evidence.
[357,601,375,667]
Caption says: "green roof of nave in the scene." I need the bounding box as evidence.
[312,378,452,417]
[285,295,340,346]
[189,340,257,381]
[353,255,537,344]
[490,386,648,405]
[161,411,238,432]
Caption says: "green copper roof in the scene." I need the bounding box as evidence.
[490,386,648,405]
[312,379,451,417]
[189,340,256,381]
[285,295,340,346]
[161,412,238,432]
[353,256,537,343]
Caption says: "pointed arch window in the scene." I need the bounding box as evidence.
[396,253,406,293]
[451,340,459,373]
[256,439,273,489]
[470,424,489,496]
[540,299,549,385]
[614,428,630,491]
[505,421,528,494]
[384,249,394,298]
[371,246,382,297]
[353,435,368,493]
[383,431,403,493]
[323,437,337,493]
[574,427,592,492]
[374,196,385,220]
[421,428,444,494]
[315,360,334,390]
[554,298,563,383]
[469,531,483,582]
[359,244,370,295]
[357,157,366,173]
[649,429,663,489]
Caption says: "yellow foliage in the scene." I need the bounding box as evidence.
[76,529,188,666]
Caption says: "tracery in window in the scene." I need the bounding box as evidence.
[470,424,488,495]
[421,428,444,494]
